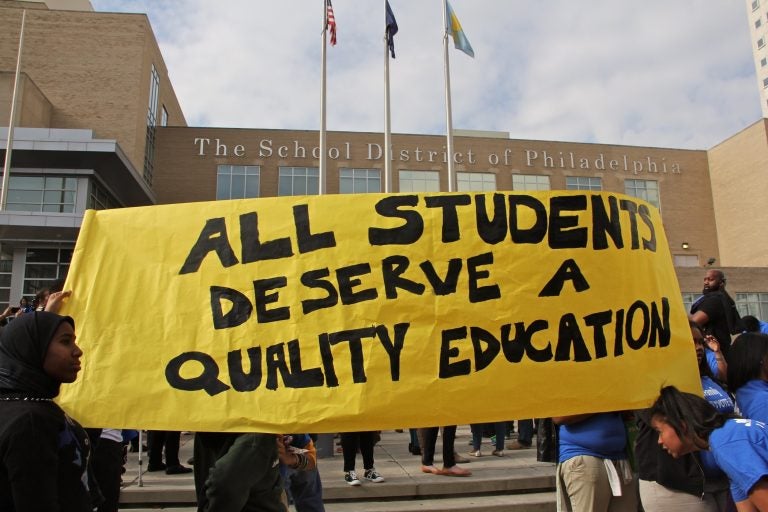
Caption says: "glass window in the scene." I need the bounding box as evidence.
[0,244,12,305]
[278,167,319,196]
[398,170,440,192]
[565,176,602,191]
[457,172,496,192]
[512,174,550,191]
[161,106,168,127]
[736,292,768,321]
[757,18,763,29]
[762,57,767,67]
[4,175,78,213]
[753,0,760,12]
[673,255,699,267]
[625,179,660,208]
[339,168,381,194]
[22,247,72,297]
[143,65,161,185]
[217,165,260,200]
[87,179,120,210]
[763,77,768,89]
[681,292,698,313]
[759,37,766,49]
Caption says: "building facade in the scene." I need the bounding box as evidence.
[0,1,185,304]
[1,1,767,320]
[747,0,768,117]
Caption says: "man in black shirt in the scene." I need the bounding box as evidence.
[689,269,740,359]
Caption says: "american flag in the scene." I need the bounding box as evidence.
[326,0,337,46]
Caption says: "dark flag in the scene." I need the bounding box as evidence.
[386,1,398,58]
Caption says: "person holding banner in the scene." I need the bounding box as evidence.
[553,412,637,511]
[419,426,471,477]
[0,308,101,511]
[339,431,385,485]
[193,431,286,512]
[650,386,768,511]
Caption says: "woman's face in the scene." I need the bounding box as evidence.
[42,322,82,383]
[651,414,697,458]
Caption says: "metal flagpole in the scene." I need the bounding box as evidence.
[384,4,392,193]
[1,9,26,211]
[319,0,328,195]
[137,430,144,486]
[441,0,456,192]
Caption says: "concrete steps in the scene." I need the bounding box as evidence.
[118,428,557,511]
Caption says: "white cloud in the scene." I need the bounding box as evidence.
[92,0,761,149]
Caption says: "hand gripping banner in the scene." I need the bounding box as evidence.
[57,191,701,432]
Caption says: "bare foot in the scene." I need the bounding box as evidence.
[439,465,471,477]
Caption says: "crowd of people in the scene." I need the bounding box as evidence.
[3,268,768,512]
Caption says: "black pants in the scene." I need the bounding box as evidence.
[340,431,376,472]
[148,430,181,467]
[91,438,125,512]
[419,426,456,467]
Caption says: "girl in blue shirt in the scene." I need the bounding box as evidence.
[650,386,768,511]
[728,333,768,423]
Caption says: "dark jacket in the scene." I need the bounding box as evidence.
[0,398,94,511]
[194,432,285,512]
[635,412,728,497]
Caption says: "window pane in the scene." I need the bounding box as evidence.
[230,173,245,198]
[399,170,439,192]
[216,174,230,200]
[278,176,293,196]
[244,175,259,198]
[26,249,59,263]
[9,176,44,189]
[8,190,41,203]
[340,176,354,194]
[25,264,58,279]
[44,190,63,203]
[45,177,63,189]
[457,172,496,192]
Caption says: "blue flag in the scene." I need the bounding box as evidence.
[386,1,398,59]
[446,1,474,58]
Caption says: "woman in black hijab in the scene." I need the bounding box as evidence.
[0,310,98,511]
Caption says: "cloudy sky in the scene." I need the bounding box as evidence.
[91,1,760,150]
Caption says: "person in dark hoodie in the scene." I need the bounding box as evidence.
[0,306,100,511]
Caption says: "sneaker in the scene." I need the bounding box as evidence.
[344,470,361,486]
[491,449,504,457]
[469,450,482,457]
[453,452,470,464]
[165,464,192,475]
[506,440,532,450]
[364,468,385,483]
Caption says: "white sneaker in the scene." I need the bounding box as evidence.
[344,470,361,486]
[364,468,385,483]
[469,450,482,457]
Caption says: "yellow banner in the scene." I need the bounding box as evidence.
[58,191,700,432]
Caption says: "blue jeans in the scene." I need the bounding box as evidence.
[470,422,505,451]
[282,466,325,512]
